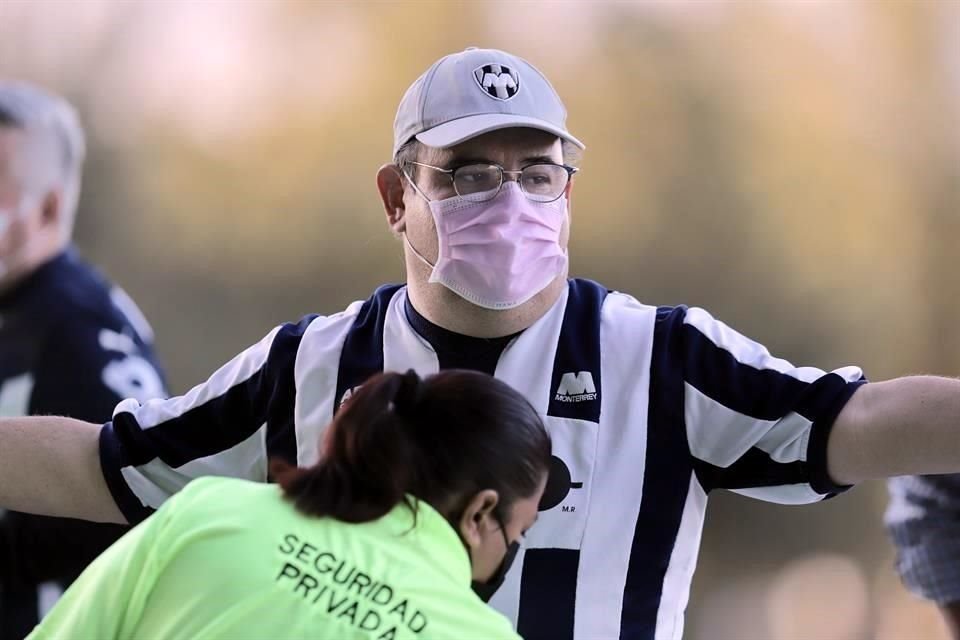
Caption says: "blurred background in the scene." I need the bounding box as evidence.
[2,0,958,637]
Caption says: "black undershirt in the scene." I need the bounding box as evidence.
[403,296,521,375]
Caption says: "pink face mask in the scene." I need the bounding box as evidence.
[404,181,568,310]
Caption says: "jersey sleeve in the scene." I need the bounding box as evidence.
[98,316,315,523]
[670,306,866,503]
[885,474,960,604]
[25,480,197,640]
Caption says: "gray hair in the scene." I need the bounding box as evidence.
[0,81,86,236]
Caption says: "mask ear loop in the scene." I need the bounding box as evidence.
[402,232,436,270]
[400,168,439,270]
[495,508,516,553]
[402,168,432,203]
[468,505,522,603]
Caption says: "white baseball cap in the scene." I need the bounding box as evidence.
[393,47,585,157]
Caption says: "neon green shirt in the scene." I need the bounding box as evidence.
[29,477,520,640]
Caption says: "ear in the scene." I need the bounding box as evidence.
[457,489,500,550]
[37,189,62,229]
[376,164,407,233]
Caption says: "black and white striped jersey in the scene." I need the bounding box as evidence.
[100,279,864,640]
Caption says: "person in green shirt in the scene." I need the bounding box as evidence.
[28,369,554,640]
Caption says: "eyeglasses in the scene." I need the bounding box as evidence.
[406,161,578,203]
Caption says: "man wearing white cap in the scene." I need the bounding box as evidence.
[2,48,960,640]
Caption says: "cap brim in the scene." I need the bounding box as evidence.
[416,113,585,150]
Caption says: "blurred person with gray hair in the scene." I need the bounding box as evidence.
[886,475,960,638]
[0,81,167,639]
[2,49,960,640]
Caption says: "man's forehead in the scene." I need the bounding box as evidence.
[424,128,561,164]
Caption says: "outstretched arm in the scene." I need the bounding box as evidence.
[0,317,315,525]
[828,376,960,484]
[0,417,124,522]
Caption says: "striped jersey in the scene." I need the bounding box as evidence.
[100,279,865,640]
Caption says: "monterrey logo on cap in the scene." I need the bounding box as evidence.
[473,63,520,101]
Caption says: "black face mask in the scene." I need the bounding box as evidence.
[469,512,522,603]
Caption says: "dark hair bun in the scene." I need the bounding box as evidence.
[272,369,551,526]
[392,369,422,418]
